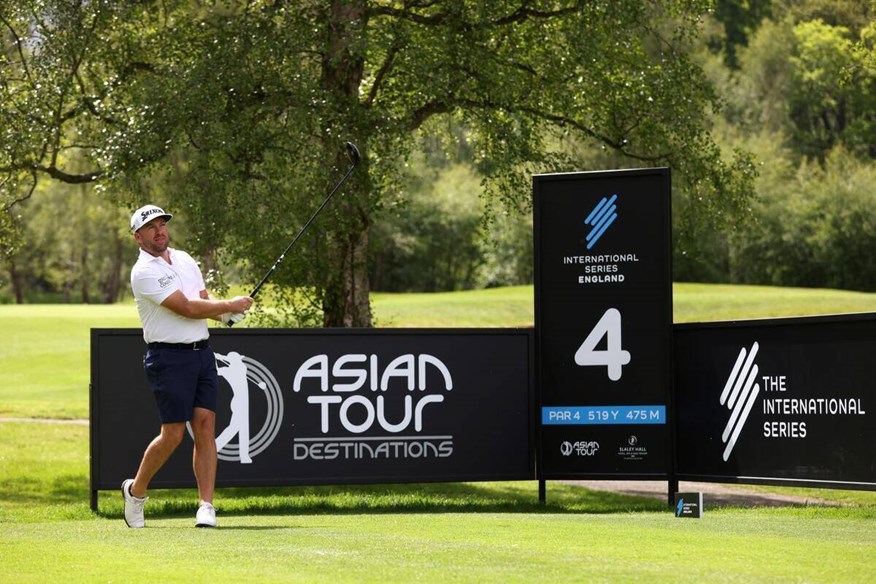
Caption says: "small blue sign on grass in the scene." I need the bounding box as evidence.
[674,492,703,518]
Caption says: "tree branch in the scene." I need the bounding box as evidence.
[0,13,34,84]
[369,1,584,27]
[29,164,103,184]
[407,100,454,131]
[418,93,670,162]
[493,1,585,25]
[1,171,38,211]
[366,44,398,107]
[522,106,670,161]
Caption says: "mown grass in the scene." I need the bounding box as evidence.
[3,507,873,583]
[1,421,875,583]
[5,283,876,419]
[671,282,876,323]
[2,284,876,582]
[375,282,876,326]
[0,304,139,418]
[371,285,535,327]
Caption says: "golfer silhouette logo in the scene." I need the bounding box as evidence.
[187,351,284,464]
[215,352,254,463]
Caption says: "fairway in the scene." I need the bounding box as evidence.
[4,508,875,583]
[2,284,876,582]
[2,421,875,583]
[5,283,876,419]
[0,304,139,418]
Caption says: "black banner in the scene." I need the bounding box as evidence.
[534,169,672,478]
[675,315,876,489]
[90,329,534,492]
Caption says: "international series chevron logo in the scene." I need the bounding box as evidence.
[584,194,618,249]
[719,342,761,461]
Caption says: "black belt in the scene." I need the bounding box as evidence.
[147,340,210,350]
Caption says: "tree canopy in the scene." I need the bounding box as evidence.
[1,0,755,322]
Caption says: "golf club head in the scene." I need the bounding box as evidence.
[345,141,361,166]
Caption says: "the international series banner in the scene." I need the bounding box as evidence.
[675,315,875,488]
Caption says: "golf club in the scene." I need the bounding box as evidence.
[227,141,361,326]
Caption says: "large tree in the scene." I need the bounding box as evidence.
[1,0,754,323]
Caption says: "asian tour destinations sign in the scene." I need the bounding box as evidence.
[90,328,534,507]
[674,314,876,489]
[533,168,673,479]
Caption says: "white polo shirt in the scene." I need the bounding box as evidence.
[131,247,209,344]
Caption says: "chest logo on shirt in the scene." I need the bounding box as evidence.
[158,274,176,289]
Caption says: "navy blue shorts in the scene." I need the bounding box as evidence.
[143,345,218,424]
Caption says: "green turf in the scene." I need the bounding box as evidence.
[371,285,535,327]
[0,304,140,418]
[4,283,876,418]
[1,422,874,583]
[371,282,876,327]
[672,282,876,323]
[3,510,873,583]
[3,285,876,582]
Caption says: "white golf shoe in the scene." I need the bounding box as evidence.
[121,479,148,528]
[195,502,217,528]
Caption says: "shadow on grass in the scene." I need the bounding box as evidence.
[93,481,669,520]
[0,473,88,505]
[9,472,867,522]
[0,424,656,519]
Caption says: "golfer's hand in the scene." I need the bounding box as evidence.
[229,295,254,313]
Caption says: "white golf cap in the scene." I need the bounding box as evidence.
[131,204,173,232]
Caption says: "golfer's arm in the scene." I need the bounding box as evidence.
[161,289,233,320]
[204,290,224,322]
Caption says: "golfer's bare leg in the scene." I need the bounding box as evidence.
[191,407,217,504]
[131,423,186,498]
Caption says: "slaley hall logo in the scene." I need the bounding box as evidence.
[719,342,761,461]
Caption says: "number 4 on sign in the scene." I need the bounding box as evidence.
[574,308,631,381]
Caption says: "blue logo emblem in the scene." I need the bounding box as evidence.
[584,194,618,249]
[676,498,685,516]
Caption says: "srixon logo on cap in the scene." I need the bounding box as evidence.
[141,207,166,222]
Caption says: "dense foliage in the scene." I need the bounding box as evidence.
[17,1,870,317]
[677,0,876,290]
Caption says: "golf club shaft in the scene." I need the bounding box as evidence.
[247,142,361,300]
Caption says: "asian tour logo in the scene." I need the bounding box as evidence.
[584,194,618,249]
[719,342,761,461]
[561,440,600,456]
[290,353,455,462]
[187,351,284,464]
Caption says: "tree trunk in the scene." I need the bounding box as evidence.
[319,0,372,327]
[7,259,24,304]
[102,230,124,303]
[323,224,372,327]
[80,247,91,304]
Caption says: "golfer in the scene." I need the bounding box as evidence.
[122,204,253,528]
